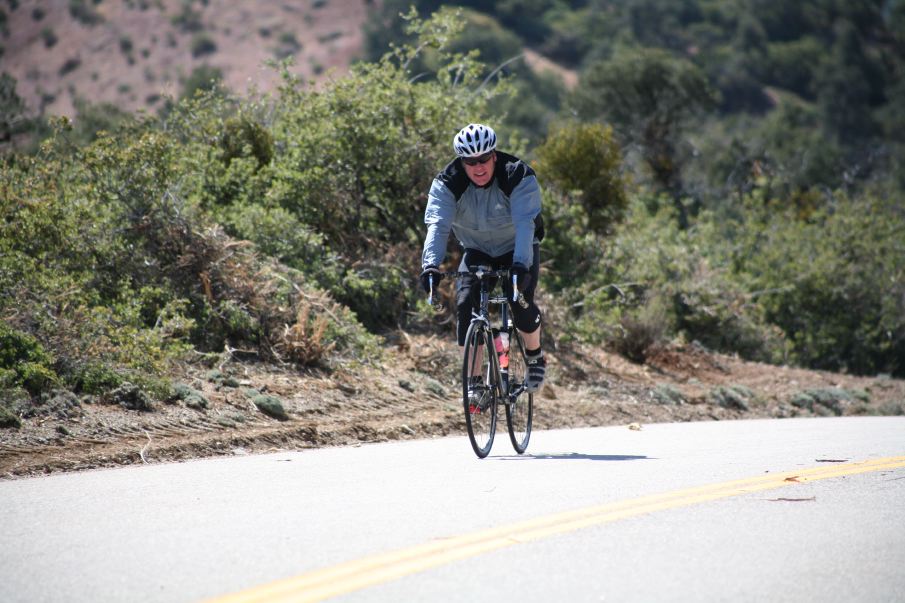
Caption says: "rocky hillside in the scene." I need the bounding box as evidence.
[2,0,372,119]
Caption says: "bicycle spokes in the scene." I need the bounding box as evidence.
[463,322,497,458]
[504,331,533,454]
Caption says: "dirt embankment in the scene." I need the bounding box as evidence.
[2,336,903,478]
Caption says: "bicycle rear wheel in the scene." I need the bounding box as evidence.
[505,329,533,454]
[462,321,498,458]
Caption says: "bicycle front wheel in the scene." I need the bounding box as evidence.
[505,329,533,454]
[462,321,498,458]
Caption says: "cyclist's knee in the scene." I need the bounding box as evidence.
[512,304,542,333]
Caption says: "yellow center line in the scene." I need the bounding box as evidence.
[207,455,905,603]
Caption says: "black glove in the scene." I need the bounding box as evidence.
[420,266,442,294]
[510,263,531,293]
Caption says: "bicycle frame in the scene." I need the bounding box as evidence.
[464,267,524,401]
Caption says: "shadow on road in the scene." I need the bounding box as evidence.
[495,453,650,461]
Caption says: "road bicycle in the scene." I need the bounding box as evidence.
[429,266,534,458]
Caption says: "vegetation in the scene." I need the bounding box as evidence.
[2,3,905,428]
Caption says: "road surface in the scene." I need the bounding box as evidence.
[2,417,904,602]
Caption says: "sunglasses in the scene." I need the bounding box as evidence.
[462,152,494,166]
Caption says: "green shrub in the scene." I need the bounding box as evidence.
[103,382,155,411]
[553,198,788,364]
[69,0,103,25]
[0,323,52,368]
[0,324,60,394]
[612,294,673,363]
[791,387,868,416]
[0,404,20,428]
[253,394,288,420]
[190,34,217,58]
[535,121,628,235]
[874,401,905,416]
[726,193,905,376]
[173,383,209,409]
[710,385,756,411]
[219,115,273,169]
[18,362,61,395]
[0,368,16,389]
[74,363,125,395]
[652,384,685,405]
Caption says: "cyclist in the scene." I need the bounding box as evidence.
[419,123,546,392]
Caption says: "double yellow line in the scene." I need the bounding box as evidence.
[209,455,905,603]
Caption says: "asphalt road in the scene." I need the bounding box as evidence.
[2,416,904,603]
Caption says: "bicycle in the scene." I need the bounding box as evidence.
[429,266,534,458]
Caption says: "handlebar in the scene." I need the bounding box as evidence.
[428,266,527,308]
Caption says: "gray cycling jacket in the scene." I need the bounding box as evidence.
[421,151,543,269]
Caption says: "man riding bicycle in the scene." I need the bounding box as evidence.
[420,123,546,393]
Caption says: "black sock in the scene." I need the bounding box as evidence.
[526,347,542,357]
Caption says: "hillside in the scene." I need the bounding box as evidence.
[2,0,372,119]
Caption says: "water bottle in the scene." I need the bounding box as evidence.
[494,330,510,393]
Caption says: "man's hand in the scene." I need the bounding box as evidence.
[510,263,531,293]
[420,266,442,294]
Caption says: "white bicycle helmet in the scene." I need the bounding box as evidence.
[453,123,497,157]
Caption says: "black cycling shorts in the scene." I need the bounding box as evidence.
[455,244,542,346]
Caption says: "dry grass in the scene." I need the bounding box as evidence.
[275,301,336,366]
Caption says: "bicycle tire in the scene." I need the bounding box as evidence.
[504,328,533,454]
[462,321,498,458]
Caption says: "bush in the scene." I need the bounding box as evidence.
[18,362,61,395]
[535,121,628,235]
[612,294,673,363]
[0,323,61,395]
[103,382,155,411]
[0,403,20,428]
[726,193,905,376]
[74,363,125,395]
[69,0,103,25]
[710,385,757,411]
[2,105,381,391]
[253,394,288,420]
[190,34,217,58]
[0,322,52,368]
[173,383,209,409]
[790,387,868,416]
[553,198,788,364]
[219,115,273,169]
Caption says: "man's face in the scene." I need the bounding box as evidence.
[462,151,495,187]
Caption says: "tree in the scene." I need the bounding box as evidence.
[569,48,717,226]
[534,121,628,234]
[814,19,881,142]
